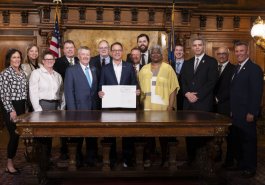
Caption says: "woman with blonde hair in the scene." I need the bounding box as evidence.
[21,44,40,79]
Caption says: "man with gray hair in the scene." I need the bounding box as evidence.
[64,46,100,167]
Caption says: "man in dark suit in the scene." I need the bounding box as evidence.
[130,47,143,75]
[213,46,236,162]
[53,40,79,161]
[90,40,112,78]
[230,41,263,178]
[126,33,151,65]
[64,46,100,167]
[180,37,218,164]
[171,44,185,110]
[99,42,139,168]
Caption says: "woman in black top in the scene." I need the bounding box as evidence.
[0,48,27,175]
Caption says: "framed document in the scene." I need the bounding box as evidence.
[102,85,136,108]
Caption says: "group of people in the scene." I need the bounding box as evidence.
[0,33,263,179]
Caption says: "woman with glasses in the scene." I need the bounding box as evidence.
[29,50,64,160]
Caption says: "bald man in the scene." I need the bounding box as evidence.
[213,46,236,163]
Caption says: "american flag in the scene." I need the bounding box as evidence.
[167,0,176,65]
[49,13,61,58]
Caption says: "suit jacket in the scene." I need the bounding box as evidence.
[214,62,236,116]
[126,51,152,64]
[90,55,112,80]
[230,59,263,123]
[99,61,138,89]
[180,54,218,111]
[171,60,185,110]
[54,56,79,81]
[64,63,99,110]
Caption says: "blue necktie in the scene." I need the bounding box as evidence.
[85,67,92,87]
[176,62,181,74]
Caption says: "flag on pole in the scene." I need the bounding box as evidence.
[167,0,176,64]
[49,12,61,58]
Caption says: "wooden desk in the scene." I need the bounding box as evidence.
[16,110,231,183]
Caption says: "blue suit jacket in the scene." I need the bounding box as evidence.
[99,61,138,89]
[64,63,99,110]
[230,59,263,122]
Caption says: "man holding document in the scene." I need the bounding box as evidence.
[98,42,140,168]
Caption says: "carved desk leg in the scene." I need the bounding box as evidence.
[101,142,111,172]
[67,143,77,171]
[135,142,145,171]
[168,141,178,170]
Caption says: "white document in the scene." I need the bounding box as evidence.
[102,85,136,108]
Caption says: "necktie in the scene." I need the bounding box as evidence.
[218,64,222,75]
[102,58,105,66]
[141,53,146,65]
[236,64,241,73]
[69,58,74,65]
[176,62,181,74]
[85,67,92,87]
[194,58,199,72]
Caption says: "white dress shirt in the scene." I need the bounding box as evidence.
[29,66,64,111]
[113,61,123,84]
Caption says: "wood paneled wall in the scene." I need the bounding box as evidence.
[0,0,265,72]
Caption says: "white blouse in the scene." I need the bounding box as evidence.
[29,66,64,111]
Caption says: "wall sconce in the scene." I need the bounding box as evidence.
[251,16,265,50]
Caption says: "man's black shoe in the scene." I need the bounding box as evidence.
[241,170,256,178]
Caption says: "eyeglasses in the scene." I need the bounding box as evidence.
[44,58,55,61]
[99,47,109,50]
[112,49,123,53]
[217,53,228,56]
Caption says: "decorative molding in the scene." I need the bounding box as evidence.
[199,15,207,29]
[114,7,121,24]
[214,127,226,136]
[61,5,68,22]
[148,8,155,24]
[181,8,190,24]
[2,10,10,24]
[233,16,240,29]
[79,7,86,22]
[21,11,29,24]
[22,128,33,136]
[96,7,103,23]
[216,15,223,30]
[131,8,138,23]
[42,6,51,22]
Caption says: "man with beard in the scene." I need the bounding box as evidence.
[126,33,151,65]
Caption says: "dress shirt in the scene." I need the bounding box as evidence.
[218,61,229,74]
[29,66,63,112]
[134,63,140,73]
[80,63,93,85]
[113,61,123,84]
[141,51,149,65]
[194,53,205,68]
[100,56,111,66]
[67,57,75,65]
[0,66,27,112]
[237,58,249,72]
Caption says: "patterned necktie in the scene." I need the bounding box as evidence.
[194,58,199,72]
[141,53,146,65]
[236,64,241,73]
[85,67,92,87]
[69,58,74,65]
[102,58,105,66]
[218,64,222,75]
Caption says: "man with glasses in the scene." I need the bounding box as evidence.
[213,46,235,163]
[90,40,112,78]
[98,42,139,168]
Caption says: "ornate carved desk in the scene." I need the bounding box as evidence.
[16,110,231,183]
